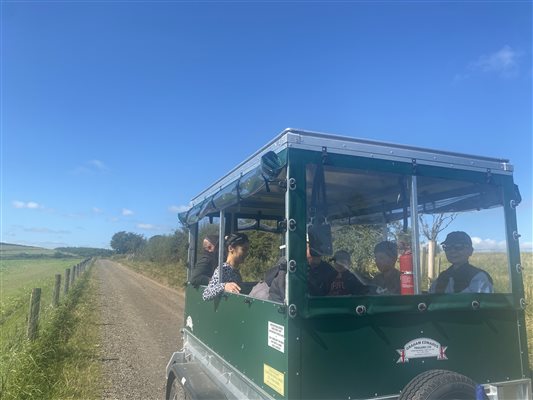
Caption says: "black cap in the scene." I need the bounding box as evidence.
[442,231,472,246]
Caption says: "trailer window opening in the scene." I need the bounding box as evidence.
[416,175,510,294]
[305,163,511,297]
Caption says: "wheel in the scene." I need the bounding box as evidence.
[399,369,478,400]
[167,374,186,400]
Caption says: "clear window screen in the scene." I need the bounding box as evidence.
[306,164,412,296]
[306,164,510,296]
[416,175,510,294]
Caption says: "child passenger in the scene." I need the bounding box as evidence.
[202,233,249,301]
[371,241,400,294]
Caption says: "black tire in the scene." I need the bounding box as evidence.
[167,374,186,400]
[399,369,477,400]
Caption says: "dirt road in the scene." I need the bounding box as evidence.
[95,259,184,400]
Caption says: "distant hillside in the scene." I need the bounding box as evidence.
[0,242,65,259]
[55,247,114,257]
[1,243,113,259]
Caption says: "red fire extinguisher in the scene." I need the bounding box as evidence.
[399,250,414,295]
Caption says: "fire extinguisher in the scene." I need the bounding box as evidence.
[399,250,414,295]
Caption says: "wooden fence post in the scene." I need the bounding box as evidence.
[65,268,71,294]
[27,288,41,340]
[70,265,76,287]
[52,274,61,307]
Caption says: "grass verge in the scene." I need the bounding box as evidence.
[0,266,101,399]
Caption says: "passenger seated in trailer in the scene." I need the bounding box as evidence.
[371,241,401,295]
[202,233,250,301]
[307,239,337,296]
[327,250,368,296]
[268,258,287,303]
[430,231,493,294]
[190,234,219,287]
[248,256,287,301]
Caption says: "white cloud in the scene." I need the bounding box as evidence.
[137,223,157,230]
[12,200,43,209]
[13,201,25,208]
[136,223,173,232]
[471,238,533,252]
[520,242,533,252]
[137,223,169,231]
[72,159,110,175]
[122,208,134,216]
[89,159,108,171]
[469,45,522,78]
[168,205,190,213]
[454,45,522,82]
[471,236,507,252]
[24,227,71,234]
[92,207,103,214]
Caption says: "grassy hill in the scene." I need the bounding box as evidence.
[0,242,62,258]
[0,242,113,259]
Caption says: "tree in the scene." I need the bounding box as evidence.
[240,230,282,280]
[333,225,383,275]
[419,213,457,243]
[419,213,457,281]
[173,227,189,264]
[110,231,146,254]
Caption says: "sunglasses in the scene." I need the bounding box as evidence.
[442,243,469,251]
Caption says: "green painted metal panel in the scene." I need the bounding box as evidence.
[184,286,288,398]
[298,307,524,399]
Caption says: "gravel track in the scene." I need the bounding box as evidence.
[95,259,184,400]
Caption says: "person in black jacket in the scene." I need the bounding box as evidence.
[265,257,287,302]
[307,241,337,296]
[190,235,219,287]
[430,231,493,294]
[328,250,368,296]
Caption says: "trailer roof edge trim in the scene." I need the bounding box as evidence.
[188,128,513,208]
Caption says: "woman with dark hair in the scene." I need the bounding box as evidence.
[202,233,250,301]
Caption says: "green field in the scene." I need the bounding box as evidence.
[1,258,83,323]
[0,257,99,399]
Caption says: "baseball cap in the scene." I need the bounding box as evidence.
[442,231,472,246]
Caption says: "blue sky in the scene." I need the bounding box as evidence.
[1,1,531,251]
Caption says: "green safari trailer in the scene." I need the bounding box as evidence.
[166,129,531,400]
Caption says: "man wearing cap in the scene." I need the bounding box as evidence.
[190,234,219,287]
[430,231,493,294]
[328,250,368,296]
